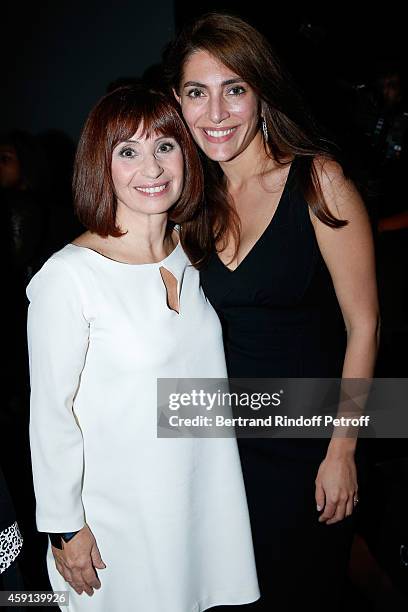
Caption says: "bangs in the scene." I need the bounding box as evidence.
[105,87,183,152]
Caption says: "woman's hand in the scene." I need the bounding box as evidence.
[51,524,106,595]
[315,452,358,525]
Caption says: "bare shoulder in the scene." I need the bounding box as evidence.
[312,156,345,182]
[307,156,375,291]
[310,156,366,223]
[312,157,350,200]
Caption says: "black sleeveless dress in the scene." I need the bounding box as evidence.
[200,159,354,611]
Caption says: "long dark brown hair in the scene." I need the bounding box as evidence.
[164,12,348,266]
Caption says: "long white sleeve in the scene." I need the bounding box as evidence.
[27,256,90,532]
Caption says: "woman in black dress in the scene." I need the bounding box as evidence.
[165,12,379,611]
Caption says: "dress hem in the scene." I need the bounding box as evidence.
[194,588,261,612]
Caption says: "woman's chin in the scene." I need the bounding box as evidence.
[202,147,237,163]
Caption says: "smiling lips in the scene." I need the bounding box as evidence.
[202,127,237,143]
[134,182,170,197]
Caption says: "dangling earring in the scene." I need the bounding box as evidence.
[261,117,268,141]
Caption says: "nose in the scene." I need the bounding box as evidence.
[208,94,229,124]
[141,154,164,179]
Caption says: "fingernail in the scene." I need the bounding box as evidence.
[317,505,322,511]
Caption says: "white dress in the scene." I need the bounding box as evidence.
[27,240,259,612]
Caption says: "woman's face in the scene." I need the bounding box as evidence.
[176,50,260,163]
[111,128,184,218]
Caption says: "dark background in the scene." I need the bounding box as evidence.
[3,0,175,138]
[3,1,406,139]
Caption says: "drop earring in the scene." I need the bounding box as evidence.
[262,117,268,141]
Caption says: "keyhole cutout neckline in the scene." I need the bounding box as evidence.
[159,266,180,314]
[68,228,185,315]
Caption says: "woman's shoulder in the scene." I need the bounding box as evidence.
[26,243,90,302]
[39,241,92,273]
[311,156,348,189]
[310,156,363,219]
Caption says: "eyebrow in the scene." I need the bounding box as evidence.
[183,78,245,88]
[119,135,174,145]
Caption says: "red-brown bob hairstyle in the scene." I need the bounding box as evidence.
[73,84,204,237]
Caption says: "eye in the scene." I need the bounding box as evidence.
[227,85,246,96]
[186,88,205,99]
[119,147,137,159]
[157,141,176,154]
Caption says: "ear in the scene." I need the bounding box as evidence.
[173,88,181,105]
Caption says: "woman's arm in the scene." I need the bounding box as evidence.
[27,257,89,533]
[310,159,380,524]
[27,256,105,594]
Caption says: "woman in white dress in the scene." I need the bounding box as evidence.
[27,85,259,612]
